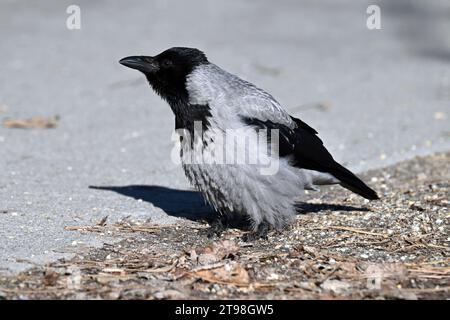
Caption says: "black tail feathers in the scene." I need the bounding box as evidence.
[329,163,379,200]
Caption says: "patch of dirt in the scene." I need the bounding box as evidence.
[0,153,448,300]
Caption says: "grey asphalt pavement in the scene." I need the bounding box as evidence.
[1,0,449,273]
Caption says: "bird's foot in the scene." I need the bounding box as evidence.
[241,222,271,242]
[204,216,228,238]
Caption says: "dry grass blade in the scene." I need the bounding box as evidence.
[64,222,170,234]
[64,225,105,232]
[2,116,59,129]
[314,226,389,238]
[144,261,177,273]
[403,286,450,293]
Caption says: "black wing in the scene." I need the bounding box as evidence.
[242,115,379,200]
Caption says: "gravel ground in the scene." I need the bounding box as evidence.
[1,0,450,274]
[0,152,448,300]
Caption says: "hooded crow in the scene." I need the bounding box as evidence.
[120,47,379,239]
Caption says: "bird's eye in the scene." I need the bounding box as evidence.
[162,60,173,67]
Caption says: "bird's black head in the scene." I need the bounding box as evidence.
[119,47,208,103]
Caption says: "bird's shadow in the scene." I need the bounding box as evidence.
[89,185,369,223]
[89,185,216,222]
[295,202,369,214]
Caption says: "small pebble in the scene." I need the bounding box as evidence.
[434,111,446,120]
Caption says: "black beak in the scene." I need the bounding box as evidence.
[119,56,158,73]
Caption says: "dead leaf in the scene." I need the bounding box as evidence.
[192,261,249,285]
[337,262,359,275]
[321,279,352,294]
[196,240,240,265]
[362,263,407,279]
[42,270,59,286]
[2,116,59,129]
[154,289,186,299]
[300,245,322,258]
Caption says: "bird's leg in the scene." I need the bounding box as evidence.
[241,221,271,242]
[205,214,229,238]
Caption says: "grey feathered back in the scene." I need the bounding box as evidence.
[186,64,295,130]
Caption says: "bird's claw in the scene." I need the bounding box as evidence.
[204,216,228,238]
[241,222,271,242]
